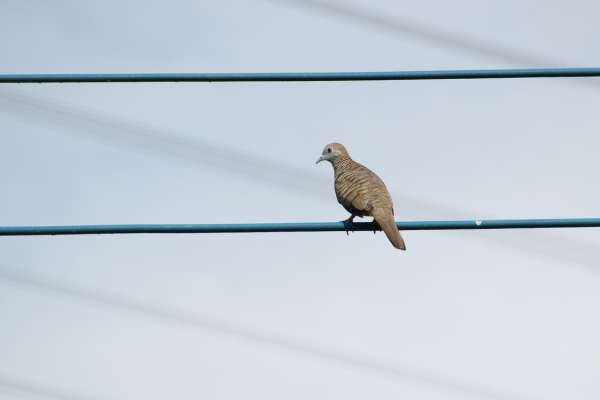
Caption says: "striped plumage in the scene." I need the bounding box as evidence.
[316,143,406,250]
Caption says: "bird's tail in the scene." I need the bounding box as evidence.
[372,208,406,250]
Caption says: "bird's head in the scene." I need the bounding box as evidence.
[316,142,348,164]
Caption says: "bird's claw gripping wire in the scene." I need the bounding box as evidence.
[373,220,380,234]
[342,215,355,235]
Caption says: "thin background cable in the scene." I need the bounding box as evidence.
[0,267,530,400]
[272,0,580,67]
[271,0,600,93]
[0,373,102,400]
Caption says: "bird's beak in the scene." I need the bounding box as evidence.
[316,156,324,164]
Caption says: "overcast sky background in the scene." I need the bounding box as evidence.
[1,1,600,399]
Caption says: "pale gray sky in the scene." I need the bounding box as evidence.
[1,1,599,399]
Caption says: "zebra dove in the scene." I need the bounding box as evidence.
[316,143,406,250]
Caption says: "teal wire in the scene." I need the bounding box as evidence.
[1,218,600,236]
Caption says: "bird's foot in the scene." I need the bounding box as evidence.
[342,215,355,235]
[372,220,380,234]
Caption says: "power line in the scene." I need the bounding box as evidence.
[1,68,600,83]
[0,267,529,400]
[1,218,600,236]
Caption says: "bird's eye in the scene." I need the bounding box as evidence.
[327,148,332,153]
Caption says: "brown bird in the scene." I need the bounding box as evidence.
[316,143,406,250]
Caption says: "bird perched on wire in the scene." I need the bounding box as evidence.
[316,142,406,250]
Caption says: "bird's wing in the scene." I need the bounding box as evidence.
[336,166,371,213]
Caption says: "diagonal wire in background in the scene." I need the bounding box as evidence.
[0,267,532,400]
[272,0,600,93]
[273,0,560,66]
[0,373,103,400]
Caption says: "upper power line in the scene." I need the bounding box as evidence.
[1,67,600,83]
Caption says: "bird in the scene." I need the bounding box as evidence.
[316,142,406,250]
